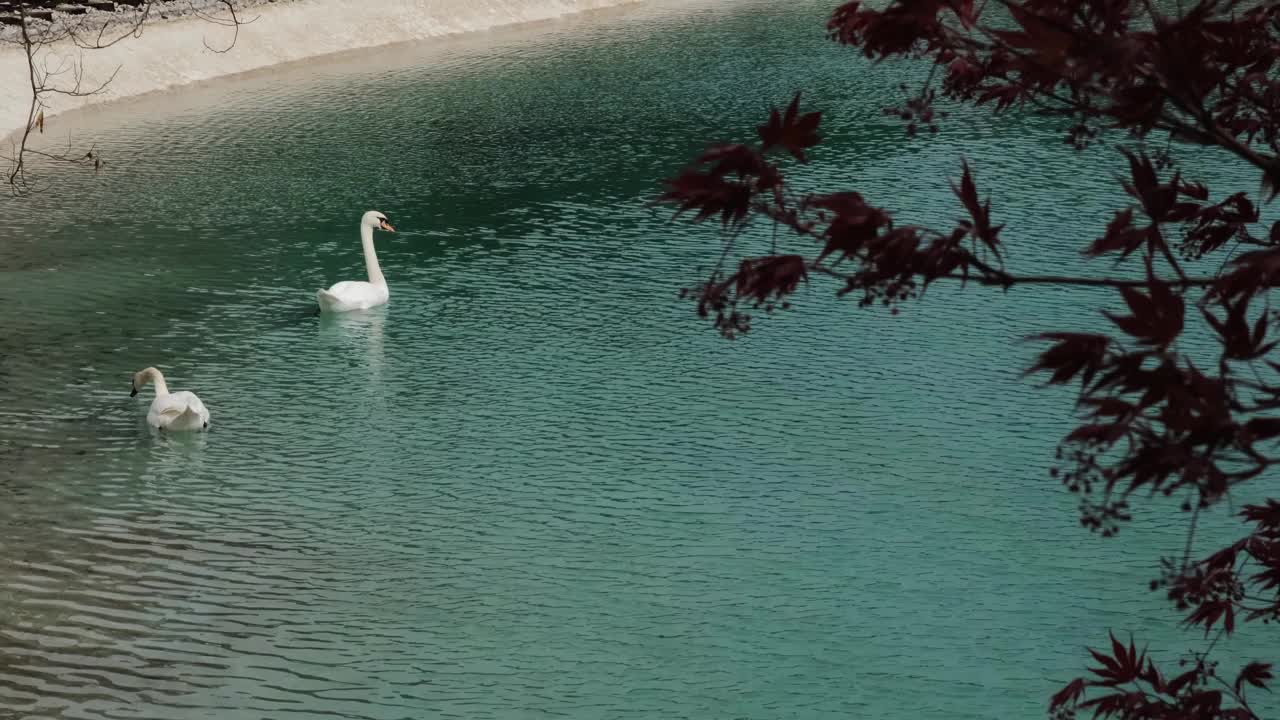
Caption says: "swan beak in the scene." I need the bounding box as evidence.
[380,220,396,232]
[130,386,138,397]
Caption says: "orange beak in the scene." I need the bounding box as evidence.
[380,220,396,232]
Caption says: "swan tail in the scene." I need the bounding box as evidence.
[184,406,209,430]
[157,404,206,430]
[316,289,342,313]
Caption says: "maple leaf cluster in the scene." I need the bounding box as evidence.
[1048,632,1273,720]
[1047,500,1280,717]
[657,0,1280,716]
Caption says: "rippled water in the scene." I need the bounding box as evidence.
[1,1,1275,718]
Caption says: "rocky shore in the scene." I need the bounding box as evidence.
[0,0,277,43]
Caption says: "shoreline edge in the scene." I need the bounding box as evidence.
[1,0,643,139]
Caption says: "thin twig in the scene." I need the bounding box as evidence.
[4,0,247,194]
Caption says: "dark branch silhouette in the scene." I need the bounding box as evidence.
[657,0,1280,716]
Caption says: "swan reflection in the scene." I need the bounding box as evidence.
[317,305,387,380]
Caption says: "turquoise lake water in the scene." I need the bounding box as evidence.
[0,0,1275,717]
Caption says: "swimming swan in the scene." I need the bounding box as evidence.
[316,210,397,313]
[131,367,211,431]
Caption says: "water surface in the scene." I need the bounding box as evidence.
[1,1,1274,718]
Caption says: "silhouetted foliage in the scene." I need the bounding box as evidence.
[657,0,1280,716]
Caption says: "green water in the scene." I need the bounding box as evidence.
[0,1,1274,718]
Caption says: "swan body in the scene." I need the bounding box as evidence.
[316,281,387,313]
[316,210,397,313]
[131,367,210,431]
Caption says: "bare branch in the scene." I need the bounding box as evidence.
[3,0,247,195]
[199,0,256,54]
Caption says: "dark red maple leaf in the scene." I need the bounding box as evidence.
[757,93,822,163]
[810,192,893,262]
[658,168,753,228]
[1048,677,1086,710]
[1202,295,1276,361]
[1119,149,1168,219]
[1185,599,1236,636]
[694,144,772,183]
[1184,689,1226,714]
[732,254,810,306]
[1165,667,1200,696]
[1085,632,1145,686]
[1078,690,1148,717]
[1026,332,1110,387]
[993,3,1073,65]
[950,160,1002,257]
[1235,662,1273,695]
[1182,191,1258,259]
[1242,500,1280,530]
[1100,261,1184,348]
[1102,286,1183,347]
[1244,418,1280,443]
[1085,208,1148,259]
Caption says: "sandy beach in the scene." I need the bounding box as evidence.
[0,0,643,139]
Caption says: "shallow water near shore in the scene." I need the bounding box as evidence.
[1,1,1276,718]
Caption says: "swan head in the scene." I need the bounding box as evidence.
[362,210,395,233]
[130,367,157,397]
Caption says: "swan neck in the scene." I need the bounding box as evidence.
[361,224,385,286]
[149,369,170,397]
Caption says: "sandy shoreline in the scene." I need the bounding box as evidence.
[0,0,643,139]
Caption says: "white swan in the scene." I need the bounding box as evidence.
[316,210,397,313]
[131,367,211,431]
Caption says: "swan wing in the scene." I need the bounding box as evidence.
[173,392,210,426]
[148,391,210,430]
[316,281,387,312]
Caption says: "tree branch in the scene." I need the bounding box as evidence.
[808,263,1218,290]
[3,0,247,195]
